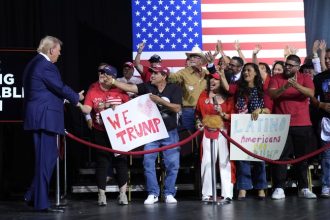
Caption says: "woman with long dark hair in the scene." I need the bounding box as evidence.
[234,63,271,200]
[195,72,235,203]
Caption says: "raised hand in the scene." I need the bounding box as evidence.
[253,44,262,55]
[312,40,320,54]
[213,40,223,57]
[205,51,214,64]
[234,40,241,51]
[320,40,327,51]
[288,45,298,55]
[138,42,145,53]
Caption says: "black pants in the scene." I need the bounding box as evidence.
[272,126,315,189]
[93,129,128,190]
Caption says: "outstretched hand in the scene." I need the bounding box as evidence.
[79,90,84,101]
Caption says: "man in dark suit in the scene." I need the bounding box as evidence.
[23,36,84,212]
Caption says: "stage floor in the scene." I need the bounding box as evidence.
[0,191,329,220]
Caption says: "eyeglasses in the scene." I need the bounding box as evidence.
[151,71,161,75]
[284,63,299,68]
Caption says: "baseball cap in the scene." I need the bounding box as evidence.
[148,54,162,63]
[211,73,221,80]
[123,62,134,68]
[204,128,220,139]
[149,66,170,76]
[99,65,117,77]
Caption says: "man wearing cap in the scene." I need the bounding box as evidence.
[105,65,183,205]
[117,62,143,98]
[168,46,209,131]
[135,42,162,83]
[78,63,130,206]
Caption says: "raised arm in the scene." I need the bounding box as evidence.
[252,44,262,65]
[319,40,327,71]
[134,42,145,76]
[234,40,246,64]
[105,75,139,94]
[284,45,298,59]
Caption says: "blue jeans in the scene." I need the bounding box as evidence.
[180,108,196,131]
[143,129,180,196]
[236,161,267,190]
[321,141,330,187]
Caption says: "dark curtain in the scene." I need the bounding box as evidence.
[304,0,330,55]
[0,0,133,198]
[0,0,133,89]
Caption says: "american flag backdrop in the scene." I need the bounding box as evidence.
[132,0,306,72]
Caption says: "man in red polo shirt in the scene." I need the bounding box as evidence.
[268,54,317,200]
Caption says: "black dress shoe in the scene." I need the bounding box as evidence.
[39,207,65,213]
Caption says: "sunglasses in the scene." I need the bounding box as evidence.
[98,69,106,74]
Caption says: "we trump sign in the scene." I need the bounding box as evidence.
[100,94,169,152]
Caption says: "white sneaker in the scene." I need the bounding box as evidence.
[165,195,177,204]
[144,195,159,205]
[298,188,317,199]
[271,188,285,200]
[321,186,330,198]
[98,189,107,206]
[202,195,211,202]
[118,192,128,205]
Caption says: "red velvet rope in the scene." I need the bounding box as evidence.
[65,129,201,155]
[220,130,330,165]
[65,128,330,164]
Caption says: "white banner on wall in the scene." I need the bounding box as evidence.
[230,114,290,161]
[100,94,169,152]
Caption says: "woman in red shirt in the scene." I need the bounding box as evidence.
[195,72,235,203]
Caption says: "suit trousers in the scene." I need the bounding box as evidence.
[25,130,58,210]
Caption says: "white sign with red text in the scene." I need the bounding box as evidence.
[100,94,169,152]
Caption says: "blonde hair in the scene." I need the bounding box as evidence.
[37,36,63,54]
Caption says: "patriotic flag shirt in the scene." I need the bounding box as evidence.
[84,82,130,131]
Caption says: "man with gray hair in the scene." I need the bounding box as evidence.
[23,36,84,212]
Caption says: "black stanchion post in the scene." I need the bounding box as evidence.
[56,135,61,206]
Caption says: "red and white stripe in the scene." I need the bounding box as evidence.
[133,0,306,73]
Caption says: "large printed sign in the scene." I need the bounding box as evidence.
[230,114,290,161]
[100,94,169,152]
[0,49,35,122]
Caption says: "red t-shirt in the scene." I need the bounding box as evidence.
[84,82,130,131]
[195,90,235,130]
[269,73,314,126]
[141,66,152,83]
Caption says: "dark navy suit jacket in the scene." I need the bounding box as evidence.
[23,54,79,135]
